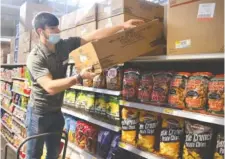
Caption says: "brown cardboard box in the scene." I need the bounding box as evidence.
[17,52,29,63]
[97,0,163,21]
[141,44,166,56]
[167,0,224,55]
[31,29,39,49]
[69,19,163,73]
[19,2,52,34]
[60,4,96,31]
[10,37,16,52]
[18,31,31,54]
[61,21,96,39]
[97,14,142,29]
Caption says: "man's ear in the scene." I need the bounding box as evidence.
[36,28,42,36]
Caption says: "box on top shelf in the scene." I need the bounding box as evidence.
[97,0,164,21]
[61,21,96,39]
[97,14,145,29]
[60,4,97,31]
[167,0,224,55]
[19,1,53,34]
[18,31,31,54]
[69,19,164,73]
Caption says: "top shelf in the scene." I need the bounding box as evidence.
[131,53,224,62]
[0,63,26,67]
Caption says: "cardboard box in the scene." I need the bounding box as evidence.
[141,44,166,56]
[97,0,163,21]
[18,31,31,54]
[69,19,163,73]
[17,52,29,63]
[60,4,96,31]
[167,0,224,55]
[61,21,96,39]
[31,29,39,49]
[19,2,52,34]
[97,14,142,29]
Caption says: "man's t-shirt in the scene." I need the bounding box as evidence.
[26,37,81,114]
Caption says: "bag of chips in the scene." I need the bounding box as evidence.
[63,115,71,133]
[138,73,153,103]
[168,72,191,109]
[185,72,212,112]
[107,134,120,159]
[68,118,76,143]
[137,111,159,152]
[183,120,213,159]
[151,72,173,105]
[214,130,224,159]
[93,73,106,88]
[106,66,123,91]
[160,115,184,159]
[75,121,88,149]
[75,91,86,110]
[63,90,76,107]
[107,96,120,125]
[97,129,114,158]
[122,69,140,101]
[208,74,224,116]
[83,123,98,154]
[94,94,107,118]
[84,92,95,113]
[121,108,139,146]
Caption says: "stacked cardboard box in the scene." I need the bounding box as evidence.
[167,0,224,55]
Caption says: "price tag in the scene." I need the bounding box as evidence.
[119,142,126,148]
[163,108,174,115]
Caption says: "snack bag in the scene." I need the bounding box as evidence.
[75,91,87,110]
[64,90,76,106]
[83,124,98,154]
[208,74,224,115]
[94,94,107,118]
[84,92,95,113]
[83,79,93,87]
[63,116,71,133]
[183,120,213,159]
[93,73,106,88]
[214,131,224,159]
[151,72,173,105]
[138,73,153,103]
[137,111,159,152]
[107,96,120,125]
[68,119,76,143]
[160,115,184,159]
[106,66,123,91]
[107,134,120,159]
[168,72,191,109]
[122,69,140,101]
[185,72,212,111]
[97,129,114,158]
[75,121,87,149]
[121,108,139,146]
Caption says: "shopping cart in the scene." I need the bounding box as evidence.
[4,131,68,159]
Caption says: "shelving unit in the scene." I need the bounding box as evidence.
[62,107,121,132]
[119,100,224,125]
[11,90,30,97]
[12,103,27,112]
[0,93,12,99]
[12,116,26,128]
[1,106,13,115]
[12,77,27,81]
[0,78,12,83]
[1,121,13,133]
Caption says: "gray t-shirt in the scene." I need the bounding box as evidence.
[26,37,81,114]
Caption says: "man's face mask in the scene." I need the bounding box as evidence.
[41,26,61,44]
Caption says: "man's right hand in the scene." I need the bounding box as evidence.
[79,66,96,80]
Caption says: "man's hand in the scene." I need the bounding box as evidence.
[80,66,96,80]
[122,19,145,29]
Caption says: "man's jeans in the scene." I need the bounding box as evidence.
[25,105,65,159]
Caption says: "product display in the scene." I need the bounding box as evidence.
[63,90,76,106]
[106,66,123,91]
[214,129,224,159]
[107,96,120,125]
[138,73,153,103]
[94,94,107,118]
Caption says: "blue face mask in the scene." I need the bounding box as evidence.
[48,33,61,44]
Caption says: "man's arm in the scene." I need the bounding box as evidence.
[81,19,144,45]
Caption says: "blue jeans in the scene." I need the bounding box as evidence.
[25,105,65,159]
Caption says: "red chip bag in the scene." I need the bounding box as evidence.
[138,73,153,103]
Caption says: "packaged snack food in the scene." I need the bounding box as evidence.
[106,66,123,91]
[63,116,71,133]
[185,72,212,111]
[94,94,107,118]
[183,120,213,159]
[214,131,224,159]
[83,123,98,154]
[97,129,114,158]
[107,134,120,159]
[168,72,191,109]
[68,118,76,143]
[75,91,87,110]
[122,69,140,101]
[160,115,184,159]
[151,72,173,105]
[63,90,76,107]
[138,73,153,103]
[83,79,93,87]
[208,74,224,115]
[93,73,106,88]
[84,92,95,113]
[137,111,159,152]
[121,108,139,146]
[75,121,87,149]
[107,96,120,125]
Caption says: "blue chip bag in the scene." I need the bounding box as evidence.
[107,134,120,159]
[63,116,71,133]
[97,129,113,158]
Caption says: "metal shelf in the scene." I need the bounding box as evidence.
[119,142,165,159]
[61,107,121,132]
[1,106,13,115]
[13,103,27,112]
[0,63,26,67]
[11,90,30,97]
[0,93,12,99]
[0,78,12,83]
[12,116,26,128]
[12,77,27,81]
[67,142,99,159]
[131,53,224,62]
[70,85,121,96]
[1,121,13,133]
[119,100,224,125]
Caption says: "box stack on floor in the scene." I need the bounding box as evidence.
[1,0,224,159]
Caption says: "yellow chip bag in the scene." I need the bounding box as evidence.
[121,108,139,146]
[137,111,159,152]
[160,115,184,159]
